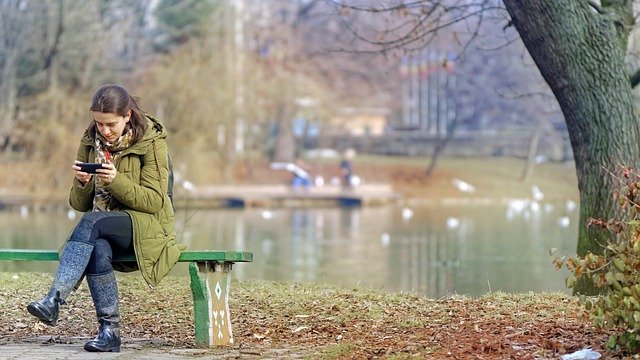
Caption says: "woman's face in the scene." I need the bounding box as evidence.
[93,111,130,142]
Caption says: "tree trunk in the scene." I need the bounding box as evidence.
[0,51,18,154]
[44,0,64,91]
[426,117,457,178]
[520,126,542,182]
[273,104,296,162]
[503,0,640,294]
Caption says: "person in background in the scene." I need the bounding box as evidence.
[340,148,356,189]
[26,84,185,353]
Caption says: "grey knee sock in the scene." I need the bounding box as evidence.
[51,241,93,300]
[87,272,120,324]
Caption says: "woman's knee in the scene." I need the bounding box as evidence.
[69,212,107,245]
[86,239,113,275]
[70,212,124,246]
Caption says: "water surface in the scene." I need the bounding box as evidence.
[0,202,578,298]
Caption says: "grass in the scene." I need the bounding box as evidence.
[318,155,579,202]
[0,273,617,359]
[444,157,576,200]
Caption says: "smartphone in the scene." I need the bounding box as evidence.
[77,162,104,174]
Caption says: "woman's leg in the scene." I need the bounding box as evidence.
[83,214,133,353]
[86,240,121,326]
[27,211,130,326]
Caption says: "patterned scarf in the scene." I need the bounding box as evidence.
[93,128,135,211]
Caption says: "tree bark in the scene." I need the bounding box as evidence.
[503,0,640,294]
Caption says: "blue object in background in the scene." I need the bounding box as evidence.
[291,173,311,189]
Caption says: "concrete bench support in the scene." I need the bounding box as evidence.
[189,261,234,346]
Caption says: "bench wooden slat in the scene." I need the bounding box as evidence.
[0,248,253,263]
[0,249,59,261]
[179,250,253,262]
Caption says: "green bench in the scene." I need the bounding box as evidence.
[0,248,253,347]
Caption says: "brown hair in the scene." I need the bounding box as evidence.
[88,84,148,143]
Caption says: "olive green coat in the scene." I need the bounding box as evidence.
[69,115,185,287]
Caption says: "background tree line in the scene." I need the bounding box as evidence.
[0,0,402,189]
[1,0,569,193]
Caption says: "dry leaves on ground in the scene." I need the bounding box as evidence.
[0,273,625,359]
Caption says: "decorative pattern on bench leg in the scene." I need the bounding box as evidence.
[188,261,234,347]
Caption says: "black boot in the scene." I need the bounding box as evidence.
[84,272,121,352]
[26,289,64,326]
[26,241,93,326]
[84,320,121,352]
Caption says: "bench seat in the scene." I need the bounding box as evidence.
[0,248,253,347]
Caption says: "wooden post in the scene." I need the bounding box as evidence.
[189,261,234,346]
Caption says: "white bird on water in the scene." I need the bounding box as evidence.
[181,180,194,192]
[19,205,28,219]
[452,178,476,193]
[380,233,390,246]
[530,201,540,213]
[558,216,571,228]
[531,185,544,202]
[446,217,460,229]
[505,199,529,221]
[401,207,414,221]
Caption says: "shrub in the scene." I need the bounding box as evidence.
[553,165,640,353]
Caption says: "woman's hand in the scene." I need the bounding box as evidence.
[96,161,117,185]
[72,161,93,185]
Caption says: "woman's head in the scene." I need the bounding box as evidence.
[88,84,147,143]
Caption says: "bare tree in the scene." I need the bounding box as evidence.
[0,0,45,152]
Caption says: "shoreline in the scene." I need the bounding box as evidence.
[0,185,579,212]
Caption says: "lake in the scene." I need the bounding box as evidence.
[0,200,578,298]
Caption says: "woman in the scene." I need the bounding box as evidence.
[26,84,185,353]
